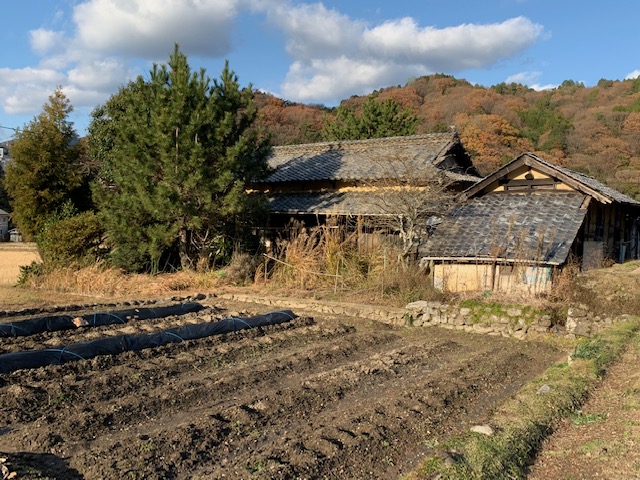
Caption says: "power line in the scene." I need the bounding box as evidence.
[0,126,17,143]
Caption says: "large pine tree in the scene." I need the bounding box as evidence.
[3,89,84,240]
[90,46,270,272]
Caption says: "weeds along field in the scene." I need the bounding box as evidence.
[0,297,563,479]
[0,243,40,285]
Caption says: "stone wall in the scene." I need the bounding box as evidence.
[219,293,407,325]
[221,293,623,339]
[565,303,626,337]
[404,300,554,339]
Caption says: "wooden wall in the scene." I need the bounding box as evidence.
[433,262,553,294]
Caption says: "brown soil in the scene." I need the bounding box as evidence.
[527,331,640,480]
[0,298,562,479]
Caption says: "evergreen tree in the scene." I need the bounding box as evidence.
[3,89,84,240]
[91,46,270,272]
[322,95,418,141]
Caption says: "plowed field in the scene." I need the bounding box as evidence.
[0,299,562,479]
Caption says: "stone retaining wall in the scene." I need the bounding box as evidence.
[565,304,627,337]
[221,293,625,339]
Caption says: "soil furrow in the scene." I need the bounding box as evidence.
[0,304,561,480]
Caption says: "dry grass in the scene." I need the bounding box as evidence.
[0,243,41,286]
[23,264,222,299]
[546,259,640,316]
[8,229,634,314]
[265,225,446,306]
[0,262,225,310]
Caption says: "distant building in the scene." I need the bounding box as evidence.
[0,209,8,241]
[8,228,22,243]
[0,143,11,171]
[254,133,480,246]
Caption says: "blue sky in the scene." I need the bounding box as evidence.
[1,0,639,141]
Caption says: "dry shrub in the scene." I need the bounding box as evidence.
[269,225,370,290]
[222,252,261,285]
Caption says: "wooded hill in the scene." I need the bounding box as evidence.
[253,75,640,199]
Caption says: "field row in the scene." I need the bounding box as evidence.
[0,300,562,479]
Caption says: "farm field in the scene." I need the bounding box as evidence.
[0,297,563,479]
[0,243,40,285]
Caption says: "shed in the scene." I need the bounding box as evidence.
[9,228,23,243]
[420,153,640,293]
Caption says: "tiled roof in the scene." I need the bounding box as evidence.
[420,192,588,265]
[268,191,421,216]
[0,209,8,216]
[263,133,478,183]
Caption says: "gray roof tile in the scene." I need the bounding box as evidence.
[420,192,588,265]
[263,133,479,183]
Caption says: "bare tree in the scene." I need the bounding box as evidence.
[359,154,465,265]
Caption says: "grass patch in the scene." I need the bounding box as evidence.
[411,320,638,480]
[579,439,603,454]
[570,411,606,426]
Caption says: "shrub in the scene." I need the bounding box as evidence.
[16,261,43,286]
[224,252,261,285]
[37,208,105,267]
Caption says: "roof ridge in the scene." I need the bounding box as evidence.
[271,133,455,152]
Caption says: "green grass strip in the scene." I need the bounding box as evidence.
[414,320,639,480]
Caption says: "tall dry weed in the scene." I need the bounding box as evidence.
[268,224,445,305]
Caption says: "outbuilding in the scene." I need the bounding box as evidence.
[420,153,640,293]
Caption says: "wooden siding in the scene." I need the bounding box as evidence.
[484,165,574,194]
[580,202,640,264]
[433,262,553,293]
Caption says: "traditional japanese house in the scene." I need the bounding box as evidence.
[255,133,481,249]
[420,153,640,293]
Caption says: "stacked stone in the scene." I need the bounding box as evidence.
[405,301,554,339]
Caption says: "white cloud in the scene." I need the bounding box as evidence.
[259,1,364,58]
[362,16,542,70]
[529,83,556,91]
[506,71,556,91]
[67,59,135,91]
[506,71,540,84]
[281,57,424,104]
[73,0,241,58]
[0,67,65,86]
[29,29,67,56]
[1,0,546,120]
[625,70,640,80]
[271,3,543,103]
[0,67,66,114]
